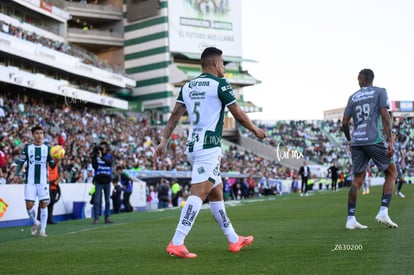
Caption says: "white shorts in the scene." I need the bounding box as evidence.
[25,184,50,202]
[187,147,222,187]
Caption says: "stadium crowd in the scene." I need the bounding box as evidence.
[245,120,352,168]
[0,19,120,74]
[244,118,414,178]
[1,90,413,200]
[0,91,284,195]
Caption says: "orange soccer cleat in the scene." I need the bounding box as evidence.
[166,241,197,258]
[229,236,254,252]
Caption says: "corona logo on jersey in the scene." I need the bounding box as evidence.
[188,80,210,89]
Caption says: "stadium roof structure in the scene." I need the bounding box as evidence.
[175,52,258,64]
[174,64,259,86]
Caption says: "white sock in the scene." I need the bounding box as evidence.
[210,201,238,243]
[347,216,355,221]
[40,207,48,232]
[380,206,388,213]
[27,207,37,224]
[172,195,202,246]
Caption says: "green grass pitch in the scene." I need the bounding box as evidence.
[1,184,413,274]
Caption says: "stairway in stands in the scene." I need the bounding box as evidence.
[223,131,304,170]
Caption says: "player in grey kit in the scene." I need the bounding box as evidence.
[342,68,398,230]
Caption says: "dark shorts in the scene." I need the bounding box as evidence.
[351,143,393,174]
[396,164,403,178]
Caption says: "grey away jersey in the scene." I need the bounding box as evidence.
[344,86,390,146]
[177,73,236,152]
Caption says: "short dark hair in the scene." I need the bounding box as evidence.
[31,125,44,134]
[201,47,222,67]
[359,69,375,83]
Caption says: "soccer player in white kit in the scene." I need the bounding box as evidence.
[155,47,266,258]
[14,125,60,237]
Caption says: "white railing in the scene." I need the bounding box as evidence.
[0,65,129,109]
[0,32,135,88]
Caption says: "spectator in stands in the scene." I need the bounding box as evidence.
[154,47,266,258]
[71,170,83,183]
[58,131,66,147]
[61,170,70,183]
[6,162,20,184]
[0,18,119,73]
[61,158,71,175]
[0,144,6,180]
[0,106,5,122]
[84,167,95,183]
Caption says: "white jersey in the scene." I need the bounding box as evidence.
[177,73,236,152]
[19,144,52,184]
